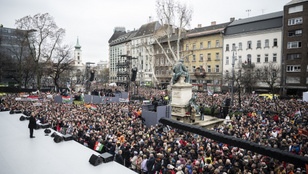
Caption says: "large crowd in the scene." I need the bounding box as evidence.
[0,87,307,174]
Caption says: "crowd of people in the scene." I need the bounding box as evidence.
[0,87,307,174]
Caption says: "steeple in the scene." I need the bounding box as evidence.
[75,37,81,50]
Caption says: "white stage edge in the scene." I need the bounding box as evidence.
[0,111,136,174]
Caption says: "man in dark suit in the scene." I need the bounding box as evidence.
[28,113,37,138]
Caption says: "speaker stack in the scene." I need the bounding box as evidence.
[89,153,114,166]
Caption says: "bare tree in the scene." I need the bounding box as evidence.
[258,62,281,96]
[15,13,65,89]
[155,0,192,62]
[46,44,73,92]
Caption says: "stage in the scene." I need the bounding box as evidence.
[0,111,136,174]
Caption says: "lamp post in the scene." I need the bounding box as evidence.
[231,45,237,106]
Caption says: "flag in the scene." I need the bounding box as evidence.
[291,110,301,117]
[62,96,71,103]
[27,96,38,101]
[94,141,103,151]
[81,93,84,102]
[67,81,71,93]
[90,105,97,110]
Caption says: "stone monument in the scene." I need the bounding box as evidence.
[170,58,195,123]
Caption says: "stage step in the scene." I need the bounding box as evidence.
[190,115,224,129]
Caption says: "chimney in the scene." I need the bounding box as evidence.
[197,24,202,28]
[230,17,235,22]
[211,21,216,25]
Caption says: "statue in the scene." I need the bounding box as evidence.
[188,93,199,114]
[172,58,190,84]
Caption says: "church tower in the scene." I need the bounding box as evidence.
[74,37,82,65]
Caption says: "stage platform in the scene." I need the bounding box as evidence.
[0,111,136,174]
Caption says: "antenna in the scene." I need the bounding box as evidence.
[246,9,251,17]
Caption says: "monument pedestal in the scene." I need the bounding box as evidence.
[170,76,192,123]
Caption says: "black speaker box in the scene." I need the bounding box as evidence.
[99,153,114,163]
[40,123,50,128]
[63,134,73,141]
[89,154,103,166]
[53,135,64,143]
[44,129,51,134]
[20,116,26,121]
[51,132,57,137]
[15,110,22,114]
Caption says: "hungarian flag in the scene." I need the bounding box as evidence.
[91,105,97,110]
[94,141,103,151]
[62,96,71,103]
[27,96,38,101]
[291,110,301,117]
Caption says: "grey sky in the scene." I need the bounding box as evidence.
[0,0,290,64]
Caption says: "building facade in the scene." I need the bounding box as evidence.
[223,11,283,92]
[184,22,229,92]
[131,21,160,86]
[283,0,308,95]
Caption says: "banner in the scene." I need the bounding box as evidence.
[94,141,103,151]
[62,96,71,103]
[27,96,38,101]
[119,98,129,103]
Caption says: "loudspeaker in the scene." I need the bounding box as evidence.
[131,68,137,82]
[225,98,231,107]
[40,123,50,128]
[53,135,64,143]
[90,71,95,81]
[51,132,57,137]
[63,134,73,141]
[99,153,114,163]
[89,154,103,166]
[20,116,26,121]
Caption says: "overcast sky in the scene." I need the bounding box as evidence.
[1,0,290,64]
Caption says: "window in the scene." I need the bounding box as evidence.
[161,70,164,74]
[156,70,159,75]
[288,17,303,25]
[193,44,196,50]
[207,53,211,61]
[216,40,219,47]
[200,42,203,49]
[273,38,278,47]
[215,53,219,60]
[192,66,196,72]
[288,29,302,37]
[286,76,300,83]
[78,56,80,60]
[232,43,236,51]
[287,53,301,60]
[186,44,189,51]
[264,54,268,63]
[247,54,252,64]
[208,41,211,48]
[156,58,160,65]
[192,55,196,62]
[257,55,261,63]
[161,58,164,65]
[288,5,303,14]
[215,65,219,73]
[287,65,301,72]
[287,41,301,49]
[226,56,229,65]
[273,53,277,62]
[207,65,211,73]
[257,40,261,48]
[226,44,229,51]
[238,56,242,64]
[247,41,252,49]
[166,70,169,75]
[200,54,203,61]
[265,39,269,48]
[238,42,242,50]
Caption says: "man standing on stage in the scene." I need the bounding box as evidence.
[28,112,37,138]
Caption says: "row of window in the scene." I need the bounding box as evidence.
[186,40,220,51]
[226,39,278,51]
[225,53,277,65]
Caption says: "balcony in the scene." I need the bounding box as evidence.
[242,62,255,68]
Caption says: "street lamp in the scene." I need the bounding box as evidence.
[231,45,237,106]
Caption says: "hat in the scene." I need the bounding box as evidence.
[167,164,174,169]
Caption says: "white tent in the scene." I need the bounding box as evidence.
[303,91,308,102]
[109,82,117,87]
